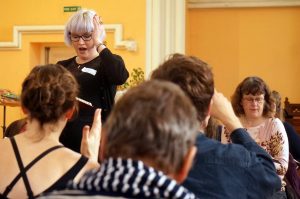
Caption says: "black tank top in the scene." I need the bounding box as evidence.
[0,137,88,198]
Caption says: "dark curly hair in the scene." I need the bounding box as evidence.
[21,64,78,128]
[231,76,274,117]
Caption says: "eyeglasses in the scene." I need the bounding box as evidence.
[243,97,264,104]
[70,33,92,42]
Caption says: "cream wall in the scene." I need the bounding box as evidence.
[0,0,146,137]
[187,7,300,103]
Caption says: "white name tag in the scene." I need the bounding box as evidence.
[81,67,97,76]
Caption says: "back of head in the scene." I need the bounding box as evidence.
[231,76,274,117]
[64,9,97,46]
[151,54,214,123]
[104,80,198,174]
[21,64,78,127]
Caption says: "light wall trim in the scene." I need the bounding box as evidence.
[188,0,300,8]
[145,0,185,78]
[0,25,137,51]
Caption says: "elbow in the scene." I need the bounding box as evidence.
[116,64,129,84]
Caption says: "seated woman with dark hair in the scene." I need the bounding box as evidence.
[222,76,289,198]
[39,80,199,199]
[0,64,99,198]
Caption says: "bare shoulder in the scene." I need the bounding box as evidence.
[58,147,99,169]
[63,150,99,182]
[0,137,14,160]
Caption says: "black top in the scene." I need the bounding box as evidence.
[58,48,129,152]
[0,137,89,198]
[57,48,128,121]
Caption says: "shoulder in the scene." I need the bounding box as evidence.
[57,57,76,66]
[0,137,14,160]
[268,118,285,131]
[99,48,124,60]
[196,134,255,165]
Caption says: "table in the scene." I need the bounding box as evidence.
[0,89,20,136]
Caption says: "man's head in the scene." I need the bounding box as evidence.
[151,53,214,125]
[104,80,198,182]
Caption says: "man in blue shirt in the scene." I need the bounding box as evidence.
[151,54,281,199]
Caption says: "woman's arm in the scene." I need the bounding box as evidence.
[80,109,102,162]
[92,15,129,85]
[271,118,289,180]
[98,48,129,84]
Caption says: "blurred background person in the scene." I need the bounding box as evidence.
[271,90,300,162]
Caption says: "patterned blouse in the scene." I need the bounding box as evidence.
[221,118,289,181]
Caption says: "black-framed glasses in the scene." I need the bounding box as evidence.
[243,97,265,104]
[70,33,93,42]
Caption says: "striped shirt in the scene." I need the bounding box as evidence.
[40,157,198,199]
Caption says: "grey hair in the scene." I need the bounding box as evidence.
[104,80,199,174]
[64,9,97,46]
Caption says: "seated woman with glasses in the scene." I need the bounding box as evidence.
[58,9,129,153]
[221,76,289,198]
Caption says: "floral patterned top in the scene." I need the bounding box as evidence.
[221,118,289,181]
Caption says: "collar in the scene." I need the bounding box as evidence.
[69,157,197,199]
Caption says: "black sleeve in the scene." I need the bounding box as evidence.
[99,48,129,85]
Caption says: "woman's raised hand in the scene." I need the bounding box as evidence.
[80,109,102,162]
[93,15,106,46]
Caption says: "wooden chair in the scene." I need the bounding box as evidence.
[284,97,300,134]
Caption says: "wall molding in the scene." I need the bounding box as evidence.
[0,24,137,51]
[188,0,300,8]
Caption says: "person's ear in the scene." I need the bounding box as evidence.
[174,146,197,183]
[66,106,75,120]
[21,106,28,114]
[202,99,213,129]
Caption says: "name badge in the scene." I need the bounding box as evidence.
[81,67,97,76]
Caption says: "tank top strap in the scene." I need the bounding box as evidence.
[42,155,89,193]
[2,137,64,198]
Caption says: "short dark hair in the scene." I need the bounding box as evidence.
[151,54,214,123]
[21,64,78,127]
[231,76,274,117]
[104,80,198,174]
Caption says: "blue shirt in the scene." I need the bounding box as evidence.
[183,128,281,199]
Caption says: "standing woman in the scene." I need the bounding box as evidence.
[222,76,289,199]
[58,9,129,152]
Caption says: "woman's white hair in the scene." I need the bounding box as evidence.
[64,9,97,46]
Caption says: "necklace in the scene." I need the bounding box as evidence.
[75,56,83,69]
